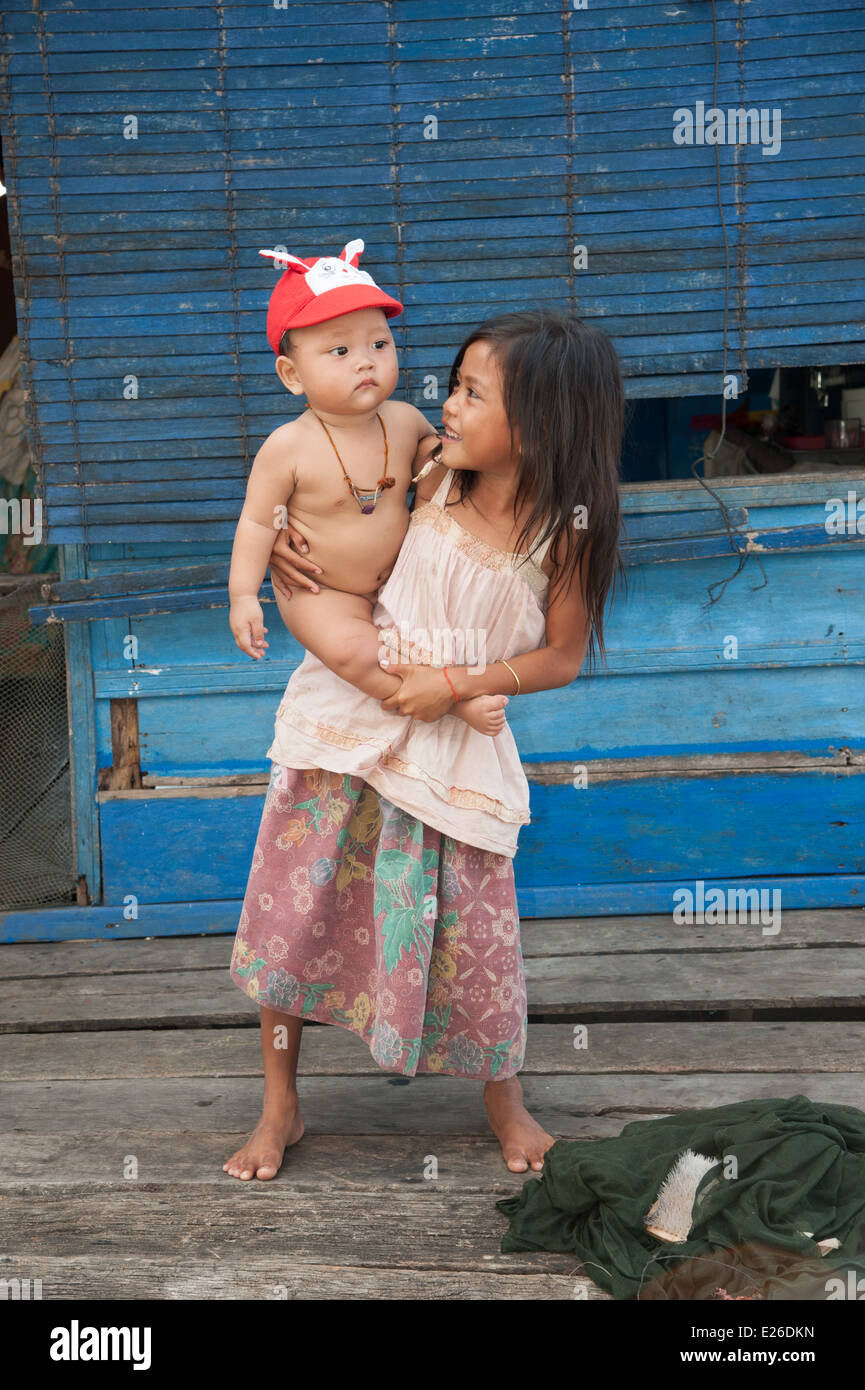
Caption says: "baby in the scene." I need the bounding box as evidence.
[228,238,508,736]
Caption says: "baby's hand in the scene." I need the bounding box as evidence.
[230,596,269,660]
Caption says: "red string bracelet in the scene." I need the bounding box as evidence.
[442,667,460,703]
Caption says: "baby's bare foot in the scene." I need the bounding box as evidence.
[453,693,509,737]
[223,1092,304,1181]
[484,1075,555,1173]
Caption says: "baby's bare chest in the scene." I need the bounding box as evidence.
[291,465,410,522]
[288,476,411,590]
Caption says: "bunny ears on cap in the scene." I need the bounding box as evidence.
[260,238,403,353]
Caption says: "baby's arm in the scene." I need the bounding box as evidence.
[229,431,296,660]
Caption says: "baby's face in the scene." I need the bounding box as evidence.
[277,307,399,413]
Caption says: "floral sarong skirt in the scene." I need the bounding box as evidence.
[229,764,527,1080]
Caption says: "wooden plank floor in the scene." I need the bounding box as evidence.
[1,909,864,1300]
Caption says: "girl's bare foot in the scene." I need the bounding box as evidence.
[484,1075,555,1172]
[454,693,509,737]
[223,1090,304,1181]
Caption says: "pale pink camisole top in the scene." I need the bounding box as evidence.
[266,467,553,857]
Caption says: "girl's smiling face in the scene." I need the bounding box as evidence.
[441,339,519,474]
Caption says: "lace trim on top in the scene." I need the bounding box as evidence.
[411,498,551,604]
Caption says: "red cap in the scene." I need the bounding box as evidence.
[260,238,403,354]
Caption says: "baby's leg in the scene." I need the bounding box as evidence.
[275,585,509,735]
[273,584,401,702]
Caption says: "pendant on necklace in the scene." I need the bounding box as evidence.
[316,410,395,515]
[346,476,395,514]
[351,485,382,513]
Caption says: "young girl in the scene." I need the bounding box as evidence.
[225,308,625,1180]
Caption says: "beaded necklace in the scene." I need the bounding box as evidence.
[312,409,395,514]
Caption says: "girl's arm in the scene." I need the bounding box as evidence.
[455,542,591,697]
[380,538,593,720]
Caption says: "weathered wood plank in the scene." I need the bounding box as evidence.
[528,752,865,778]
[4,1021,865,1083]
[135,752,865,787]
[96,696,143,791]
[519,910,865,954]
[0,899,245,944]
[45,562,232,602]
[526,948,865,1014]
[58,545,102,905]
[1,1074,861,1137]
[0,970,254,1031]
[0,1131,551,1190]
[0,1187,581,1276]
[2,946,863,1030]
[0,1254,601,1300]
[3,908,863,979]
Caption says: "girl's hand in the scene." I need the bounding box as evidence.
[379,661,455,721]
[230,596,269,660]
[269,520,323,597]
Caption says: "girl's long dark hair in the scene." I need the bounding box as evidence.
[445,309,626,675]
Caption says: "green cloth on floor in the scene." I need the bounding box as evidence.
[496,1094,865,1300]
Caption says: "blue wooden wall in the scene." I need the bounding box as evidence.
[0,0,863,542]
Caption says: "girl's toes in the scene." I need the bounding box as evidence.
[529,1139,554,1169]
